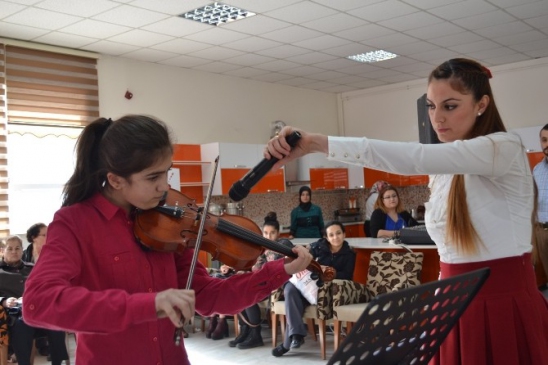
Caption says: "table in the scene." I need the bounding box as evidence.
[292,237,440,284]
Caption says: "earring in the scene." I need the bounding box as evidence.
[477,112,482,116]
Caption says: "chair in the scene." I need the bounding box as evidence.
[331,251,424,351]
[270,281,333,360]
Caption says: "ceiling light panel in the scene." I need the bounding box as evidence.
[179,2,256,26]
[347,50,398,63]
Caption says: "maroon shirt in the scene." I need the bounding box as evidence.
[23,193,289,365]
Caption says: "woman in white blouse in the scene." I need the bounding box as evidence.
[265,58,548,365]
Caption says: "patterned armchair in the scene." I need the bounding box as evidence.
[270,280,333,360]
[331,251,424,351]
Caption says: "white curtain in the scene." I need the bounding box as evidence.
[7,126,80,235]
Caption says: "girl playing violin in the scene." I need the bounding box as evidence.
[22,115,312,365]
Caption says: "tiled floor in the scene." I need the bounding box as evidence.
[33,286,548,365]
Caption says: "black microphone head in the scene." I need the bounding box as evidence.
[228,181,249,202]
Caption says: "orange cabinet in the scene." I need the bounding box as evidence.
[344,223,365,238]
[220,168,286,195]
[527,152,544,171]
[310,168,348,190]
[172,144,209,204]
[364,168,427,187]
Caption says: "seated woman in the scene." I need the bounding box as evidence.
[363,180,388,237]
[0,236,69,365]
[228,212,294,350]
[22,223,47,263]
[370,185,418,238]
[272,221,356,357]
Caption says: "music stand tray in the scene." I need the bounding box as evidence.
[328,268,490,365]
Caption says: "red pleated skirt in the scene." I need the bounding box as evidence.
[430,253,548,365]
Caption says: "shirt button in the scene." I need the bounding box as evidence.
[330,152,335,157]
[344,153,348,157]
[114,256,120,261]
[29,304,35,310]
[355,154,360,159]
[153,337,158,342]
[148,288,153,293]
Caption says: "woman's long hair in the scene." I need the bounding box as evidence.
[62,115,173,207]
[429,59,506,255]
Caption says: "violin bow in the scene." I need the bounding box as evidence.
[174,155,220,345]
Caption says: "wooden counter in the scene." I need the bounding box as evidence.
[292,237,440,284]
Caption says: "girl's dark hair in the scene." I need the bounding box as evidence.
[324,220,345,234]
[26,223,46,243]
[429,59,506,255]
[62,115,173,207]
[263,211,280,231]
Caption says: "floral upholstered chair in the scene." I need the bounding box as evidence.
[331,251,424,351]
[270,280,333,360]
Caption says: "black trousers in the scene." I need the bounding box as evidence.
[10,317,68,365]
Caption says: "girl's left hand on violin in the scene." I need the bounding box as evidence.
[283,245,313,275]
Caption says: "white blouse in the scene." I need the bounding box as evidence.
[328,132,533,264]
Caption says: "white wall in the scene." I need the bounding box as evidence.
[340,57,548,141]
[97,56,339,144]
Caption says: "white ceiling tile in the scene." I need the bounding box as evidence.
[349,0,418,22]
[306,70,349,81]
[380,72,419,83]
[223,67,269,78]
[375,55,417,68]
[228,0,303,13]
[312,0,379,11]
[474,20,533,39]
[334,24,395,42]
[321,84,358,93]
[0,1,25,18]
[151,38,211,54]
[185,28,250,46]
[523,48,548,58]
[251,72,295,83]
[121,48,179,62]
[36,0,119,17]
[453,10,516,30]
[293,35,352,51]
[429,1,497,20]
[410,68,432,79]
[59,19,131,39]
[324,74,369,84]
[158,54,211,68]
[303,80,339,90]
[191,61,242,73]
[81,40,139,56]
[348,78,386,89]
[224,37,283,52]
[3,7,81,30]
[525,14,548,29]
[128,0,203,15]
[410,48,460,62]
[34,31,96,48]
[281,65,327,76]
[511,38,548,52]
[2,0,41,5]
[302,13,368,33]
[363,33,419,48]
[275,76,315,87]
[485,0,539,8]
[406,21,464,39]
[391,61,436,73]
[388,41,439,56]
[429,31,484,47]
[254,59,302,72]
[401,0,462,10]
[484,53,531,65]
[323,43,376,57]
[261,25,323,43]
[224,53,276,67]
[254,45,310,58]
[494,30,546,46]
[141,17,209,37]
[222,15,291,35]
[189,47,244,61]
[264,2,338,24]
[286,52,338,64]
[449,39,501,54]
[92,5,169,27]
[337,63,383,75]
[379,12,445,32]
[0,22,49,40]
[312,58,359,70]
[506,1,548,18]
[108,29,174,47]
[466,46,518,60]
[360,68,402,79]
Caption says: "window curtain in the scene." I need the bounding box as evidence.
[0,43,98,235]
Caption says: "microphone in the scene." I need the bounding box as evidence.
[229,131,302,202]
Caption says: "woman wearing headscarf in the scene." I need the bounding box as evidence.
[289,186,324,239]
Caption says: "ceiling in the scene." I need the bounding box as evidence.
[1,0,547,94]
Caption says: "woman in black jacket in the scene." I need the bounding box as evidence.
[272,221,356,357]
[370,185,418,238]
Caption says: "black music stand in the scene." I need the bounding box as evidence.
[328,268,490,365]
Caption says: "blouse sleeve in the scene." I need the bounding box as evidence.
[369,209,386,238]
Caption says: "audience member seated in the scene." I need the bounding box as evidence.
[228,212,294,350]
[0,236,68,365]
[205,264,236,340]
[22,223,47,264]
[363,180,388,237]
[272,221,356,357]
[370,185,418,239]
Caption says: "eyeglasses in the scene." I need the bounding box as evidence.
[383,194,398,200]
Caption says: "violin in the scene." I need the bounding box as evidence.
[134,189,335,284]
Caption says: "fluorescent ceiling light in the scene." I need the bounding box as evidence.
[347,50,398,63]
[179,2,256,26]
